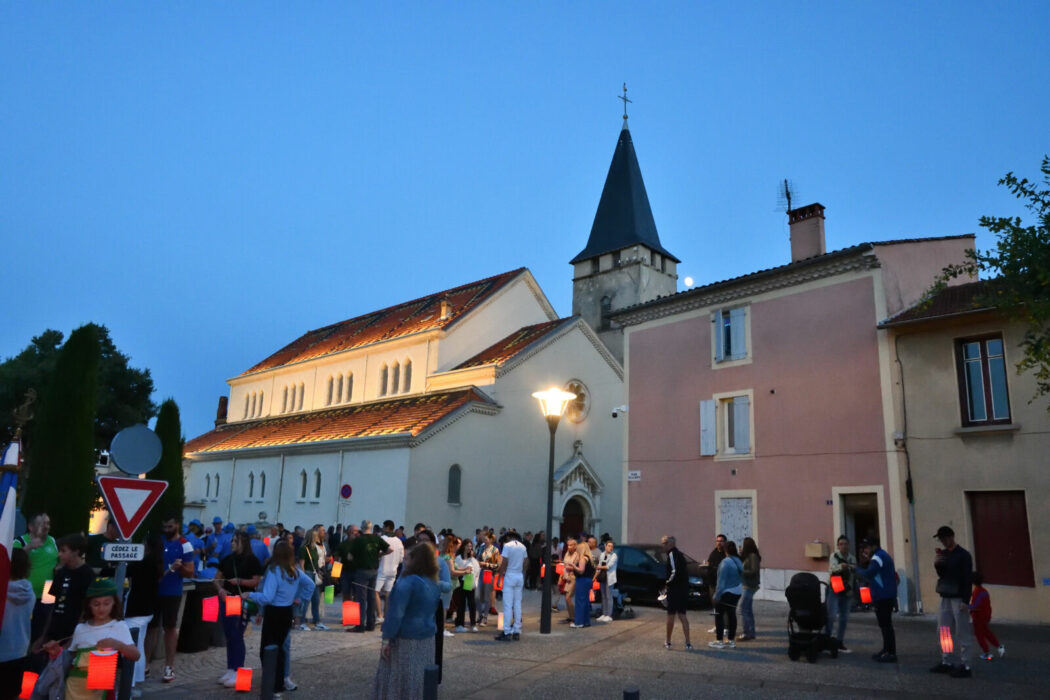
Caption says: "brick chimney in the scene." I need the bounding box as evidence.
[789,203,826,262]
[215,396,228,426]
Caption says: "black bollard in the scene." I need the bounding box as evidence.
[423,664,440,700]
[116,627,139,700]
[623,686,640,700]
[260,644,279,700]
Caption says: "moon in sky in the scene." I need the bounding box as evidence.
[684,276,694,287]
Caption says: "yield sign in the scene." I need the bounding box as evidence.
[97,476,168,540]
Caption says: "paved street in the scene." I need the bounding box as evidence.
[137,590,1046,699]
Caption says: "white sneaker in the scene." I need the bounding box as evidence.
[376,616,385,623]
[471,625,479,632]
[223,676,238,688]
[443,629,455,637]
[314,623,328,631]
[998,644,1006,658]
[218,670,234,685]
[708,640,725,649]
[453,626,469,633]
[284,677,298,691]
[297,624,310,631]
[726,640,737,649]
[162,666,175,683]
[707,627,717,634]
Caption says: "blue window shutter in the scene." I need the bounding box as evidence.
[729,307,747,359]
[733,396,750,453]
[713,310,724,362]
[700,400,717,455]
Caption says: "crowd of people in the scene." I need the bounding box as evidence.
[0,511,1007,699]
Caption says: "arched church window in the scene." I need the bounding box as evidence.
[447,464,461,505]
[299,470,307,499]
[402,360,412,393]
[250,393,257,418]
[379,365,388,396]
[565,379,590,423]
[214,473,220,497]
[314,469,322,499]
[391,361,400,394]
[258,391,264,416]
[248,472,255,498]
[326,377,333,406]
[335,375,343,404]
[205,474,211,498]
[297,383,305,410]
[259,472,266,498]
[346,373,353,402]
[244,395,250,419]
[282,387,288,413]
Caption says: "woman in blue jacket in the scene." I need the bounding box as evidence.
[373,542,441,700]
[709,541,744,649]
[246,540,314,696]
[854,538,898,663]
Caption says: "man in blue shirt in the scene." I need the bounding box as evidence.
[855,537,898,663]
[247,525,271,565]
[145,514,196,684]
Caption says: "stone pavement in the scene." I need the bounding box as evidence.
[138,590,1047,698]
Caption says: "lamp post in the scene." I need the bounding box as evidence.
[531,386,576,634]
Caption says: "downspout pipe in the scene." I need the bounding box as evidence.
[895,334,923,615]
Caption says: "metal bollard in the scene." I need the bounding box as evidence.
[423,664,440,700]
[260,644,279,700]
[116,627,139,700]
[624,685,640,700]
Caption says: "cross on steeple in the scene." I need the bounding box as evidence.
[618,82,632,127]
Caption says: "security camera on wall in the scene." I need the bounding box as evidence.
[611,405,628,418]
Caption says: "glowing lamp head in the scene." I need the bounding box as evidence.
[531,388,577,418]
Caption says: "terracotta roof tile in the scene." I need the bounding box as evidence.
[241,269,526,375]
[879,280,994,327]
[454,318,574,370]
[184,388,493,455]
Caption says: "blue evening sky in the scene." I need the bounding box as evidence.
[3,2,1048,441]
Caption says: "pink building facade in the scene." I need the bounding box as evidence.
[612,229,973,603]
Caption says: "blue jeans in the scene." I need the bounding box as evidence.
[221,598,249,670]
[739,587,756,637]
[825,589,850,642]
[297,584,320,624]
[600,581,614,617]
[574,576,592,625]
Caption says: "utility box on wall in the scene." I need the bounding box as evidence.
[805,541,830,559]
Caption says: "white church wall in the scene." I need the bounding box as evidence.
[278,451,342,529]
[338,447,412,529]
[435,277,552,373]
[226,455,282,526]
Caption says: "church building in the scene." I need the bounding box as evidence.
[182,111,679,539]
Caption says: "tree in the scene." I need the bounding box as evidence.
[1,324,157,449]
[938,155,1050,410]
[21,325,100,536]
[140,399,185,540]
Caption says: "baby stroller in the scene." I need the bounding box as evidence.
[785,572,837,662]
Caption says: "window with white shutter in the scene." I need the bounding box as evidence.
[702,391,754,458]
[712,306,750,365]
[700,400,716,455]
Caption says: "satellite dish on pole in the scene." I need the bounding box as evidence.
[109,424,163,476]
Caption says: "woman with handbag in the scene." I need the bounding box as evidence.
[451,540,479,632]
[737,537,761,641]
[825,535,856,653]
[596,540,618,622]
[215,532,263,687]
[297,528,328,631]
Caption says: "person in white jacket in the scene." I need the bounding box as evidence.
[0,548,35,693]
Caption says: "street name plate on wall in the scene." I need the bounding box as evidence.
[627,470,642,482]
[103,542,146,562]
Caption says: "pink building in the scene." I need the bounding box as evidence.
[611,205,972,602]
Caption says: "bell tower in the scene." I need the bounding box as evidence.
[571,94,678,363]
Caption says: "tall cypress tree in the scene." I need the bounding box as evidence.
[22,325,100,536]
[140,398,185,540]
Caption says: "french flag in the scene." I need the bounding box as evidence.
[0,438,20,629]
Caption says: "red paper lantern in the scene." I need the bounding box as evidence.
[540,564,545,579]
[592,578,600,591]
[342,600,361,626]
[331,561,343,579]
[482,569,493,585]
[939,625,954,654]
[226,595,242,617]
[589,589,595,603]
[555,563,564,576]
[202,595,219,622]
[830,576,844,594]
[494,574,504,591]
[235,667,252,691]
[263,536,271,546]
[859,587,872,604]
[86,650,119,690]
[19,671,38,699]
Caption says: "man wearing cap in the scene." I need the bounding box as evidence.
[854,537,897,663]
[930,525,975,678]
[246,525,270,566]
[185,520,207,573]
[204,516,224,558]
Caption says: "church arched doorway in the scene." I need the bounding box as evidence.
[561,496,588,541]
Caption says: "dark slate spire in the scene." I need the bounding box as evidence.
[571,126,679,264]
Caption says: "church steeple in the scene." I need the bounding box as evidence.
[571,100,680,364]
[570,122,679,265]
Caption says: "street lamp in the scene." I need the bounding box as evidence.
[531,386,576,634]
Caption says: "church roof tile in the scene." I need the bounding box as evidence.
[453,317,575,370]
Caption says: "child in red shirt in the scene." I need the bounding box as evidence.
[969,572,1005,660]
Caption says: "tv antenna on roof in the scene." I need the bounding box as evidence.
[777,178,799,216]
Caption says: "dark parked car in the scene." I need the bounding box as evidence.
[613,543,712,609]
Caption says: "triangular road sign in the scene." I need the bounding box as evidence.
[97,476,168,540]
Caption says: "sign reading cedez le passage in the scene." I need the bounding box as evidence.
[103,542,146,562]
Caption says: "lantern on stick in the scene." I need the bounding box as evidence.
[540,564,545,579]
[859,587,872,604]
[342,600,361,626]
[202,596,219,622]
[235,668,252,691]
[20,671,38,699]
[592,578,600,591]
[939,626,954,654]
[555,563,564,576]
[830,576,844,594]
[226,595,242,617]
[331,561,343,579]
[86,650,119,690]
